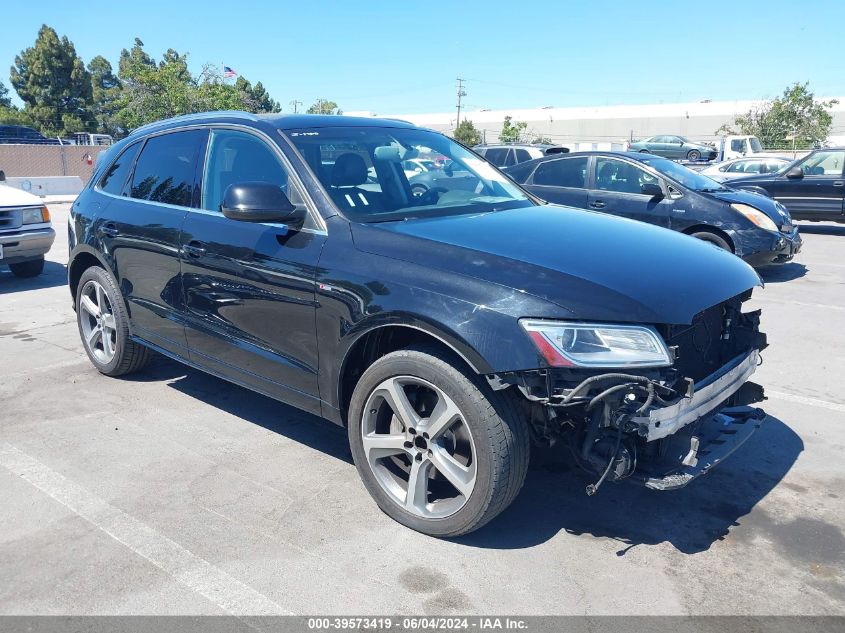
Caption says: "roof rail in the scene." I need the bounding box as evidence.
[128,110,261,137]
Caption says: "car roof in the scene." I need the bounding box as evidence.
[126,111,418,140]
[475,143,561,149]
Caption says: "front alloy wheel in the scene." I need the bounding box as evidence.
[348,347,529,537]
[361,375,477,519]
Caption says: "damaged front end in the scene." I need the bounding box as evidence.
[492,291,768,495]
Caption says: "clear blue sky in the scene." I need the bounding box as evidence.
[2,0,843,114]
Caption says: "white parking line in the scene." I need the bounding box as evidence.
[757,298,845,312]
[0,443,293,616]
[767,390,845,413]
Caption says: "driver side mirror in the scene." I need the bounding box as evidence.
[221,182,305,227]
[786,166,804,179]
[641,182,664,198]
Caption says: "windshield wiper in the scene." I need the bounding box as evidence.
[698,187,729,193]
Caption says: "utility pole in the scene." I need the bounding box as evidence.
[290,100,302,113]
[455,78,466,128]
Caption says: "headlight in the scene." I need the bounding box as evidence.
[731,203,778,231]
[21,206,50,225]
[520,320,672,368]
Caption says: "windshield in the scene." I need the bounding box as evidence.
[750,137,763,152]
[642,157,728,192]
[284,126,533,222]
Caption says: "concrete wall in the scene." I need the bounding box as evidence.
[0,144,108,182]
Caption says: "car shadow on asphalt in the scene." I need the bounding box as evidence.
[128,355,353,463]
[0,261,67,294]
[457,414,802,555]
[758,262,807,283]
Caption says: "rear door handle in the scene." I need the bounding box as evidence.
[589,201,606,209]
[99,223,119,237]
[834,181,843,187]
[183,241,206,258]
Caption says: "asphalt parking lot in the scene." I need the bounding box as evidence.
[1,202,843,616]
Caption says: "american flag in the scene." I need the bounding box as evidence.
[223,66,237,78]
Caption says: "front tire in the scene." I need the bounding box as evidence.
[9,257,44,278]
[687,149,701,161]
[76,266,153,377]
[348,347,529,537]
[691,230,732,251]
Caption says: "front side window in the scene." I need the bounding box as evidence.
[595,158,658,194]
[286,126,532,222]
[532,157,588,188]
[201,129,301,212]
[99,141,142,195]
[130,130,206,207]
[797,150,845,176]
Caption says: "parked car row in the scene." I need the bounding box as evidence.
[66,111,770,537]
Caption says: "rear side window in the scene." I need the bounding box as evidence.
[514,148,532,163]
[130,130,206,207]
[99,141,142,195]
[532,157,589,188]
[484,148,511,167]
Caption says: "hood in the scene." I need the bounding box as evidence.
[0,183,44,207]
[351,205,762,325]
[708,187,789,226]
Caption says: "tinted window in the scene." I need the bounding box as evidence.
[130,130,206,207]
[797,150,845,176]
[484,148,509,166]
[99,141,142,195]
[595,158,658,195]
[202,129,300,212]
[532,157,588,188]
[514,148,532,163]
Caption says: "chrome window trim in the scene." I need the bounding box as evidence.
[94,122,327,236]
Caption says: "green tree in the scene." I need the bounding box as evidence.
[116,40,197,130]
[88,55,123,136]
[0,80,10,108]
[499,115,527,143]
[307,99,341,115]
[453,119,481,146]
[10,25,94,136]
[716,82,838,149]
[233,76,281,113]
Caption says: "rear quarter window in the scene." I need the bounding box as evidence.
[98,141,142,195]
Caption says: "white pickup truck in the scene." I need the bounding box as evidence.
[717,135,783,161]
[0,181,55,277]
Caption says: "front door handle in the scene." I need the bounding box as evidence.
[183,241,206,258]
[99,223,119,237]
[589,201,606,209]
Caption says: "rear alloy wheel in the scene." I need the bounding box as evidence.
[691,231,732,251]
[348,347,529,537]
[76,266,152,376]
[687,149,701,161]
[9,257,44,278]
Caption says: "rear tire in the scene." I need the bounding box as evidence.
[348,346,530,537]
[9,257,44,278]
[76,266,153,377]
[691,231,732,251]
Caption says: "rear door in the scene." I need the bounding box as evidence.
[766,150,845,219]
[180,127,326,414]
[94,129,207,357]
[587,156,673,227]
[522,155,589,208]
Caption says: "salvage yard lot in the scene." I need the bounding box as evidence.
[0,203,843,615]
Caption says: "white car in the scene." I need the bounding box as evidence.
[402,158,437,179]
[0,182,55,277]
[700,156,792,182]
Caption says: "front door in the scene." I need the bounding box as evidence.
[94,129,207,356]
[767,150,845,219]
[588,157,673,227]
[180,127,326,415]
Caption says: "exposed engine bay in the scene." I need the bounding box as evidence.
[491,291,768,494]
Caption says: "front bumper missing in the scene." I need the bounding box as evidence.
[634,406,766,490]
[633,350,760,442]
